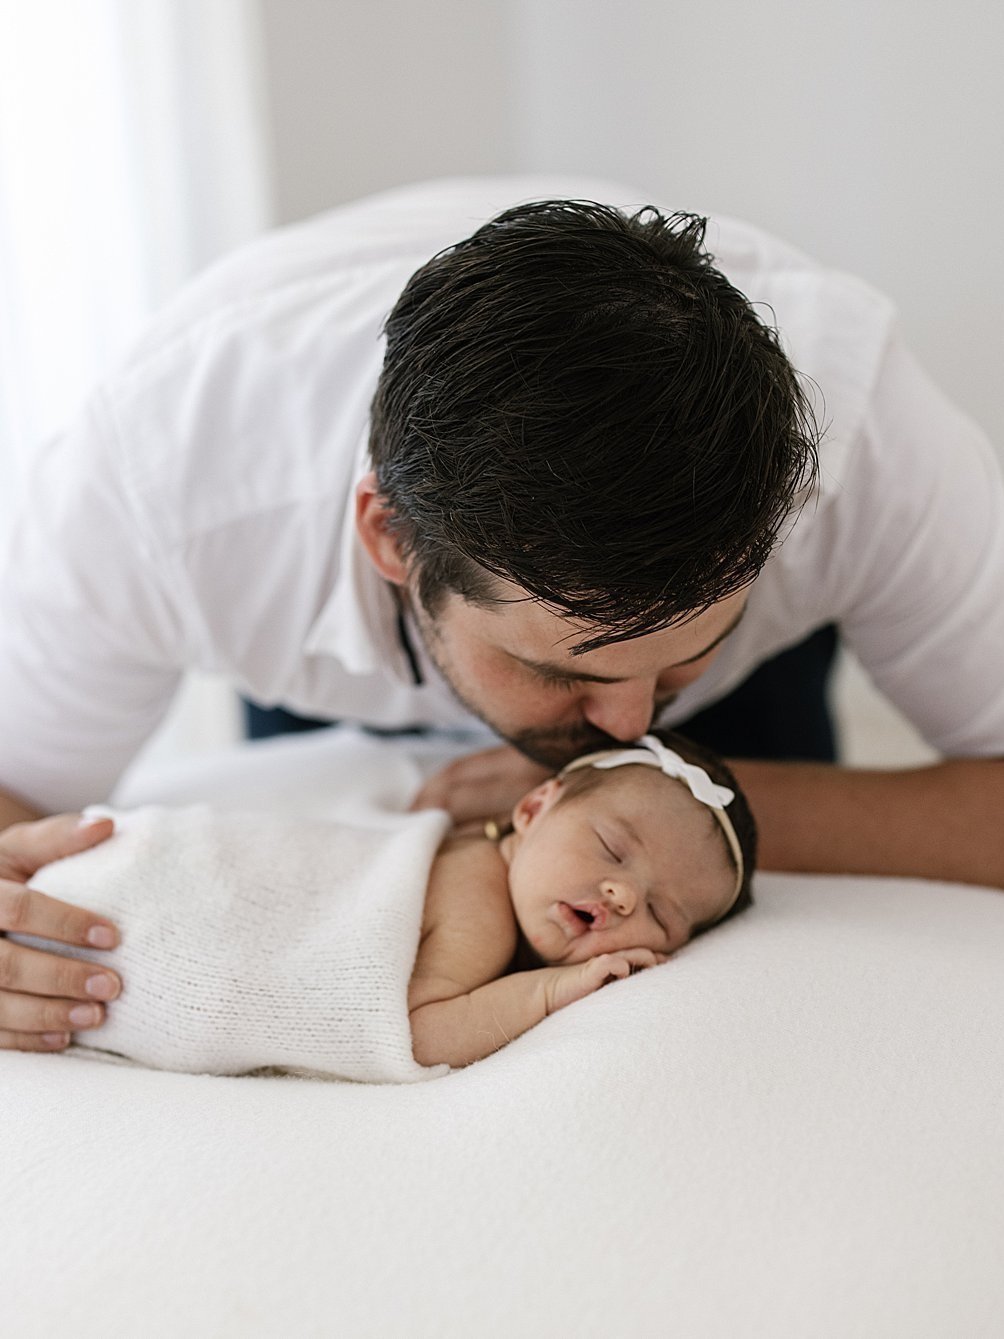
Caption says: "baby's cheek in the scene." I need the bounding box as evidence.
[508,880,553,956]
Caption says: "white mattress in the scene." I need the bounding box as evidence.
[2,727,1002,1338]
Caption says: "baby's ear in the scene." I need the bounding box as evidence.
[511,776,564,834]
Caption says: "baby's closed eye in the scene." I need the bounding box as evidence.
[593,827,624,862]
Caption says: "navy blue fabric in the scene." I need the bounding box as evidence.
[676,625,839,762]
[242,704,431,741]
[243,625,839,762]
[243,702,333,739]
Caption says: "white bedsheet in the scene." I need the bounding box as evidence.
[2,727,1003,1338]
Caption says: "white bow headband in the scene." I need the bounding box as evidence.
[560,734,745,906]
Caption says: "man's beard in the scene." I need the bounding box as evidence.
[409,597,678,769]
[504,699,678,769]
[501,721,626,769]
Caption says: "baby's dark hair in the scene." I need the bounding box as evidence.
[560,727,756,932]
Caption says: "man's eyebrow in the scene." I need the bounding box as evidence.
[512,657,627,685]
[512,605,747,683]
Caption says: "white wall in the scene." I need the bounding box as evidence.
[256,0,1003,456]
[257,0,518,219]
[512,0,1004,456]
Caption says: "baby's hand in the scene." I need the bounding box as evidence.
[545,948,665,1015]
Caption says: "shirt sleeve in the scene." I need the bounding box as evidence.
[829,331,1004,757]
[0,393,185,812]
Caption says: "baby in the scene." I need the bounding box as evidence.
[23,729,754,1077]
[409,728,755,1067]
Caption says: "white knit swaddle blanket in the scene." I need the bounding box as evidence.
[25,805,452,1081]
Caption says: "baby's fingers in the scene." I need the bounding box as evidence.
[589,948,664,987]
[587,953,634,986]
[619,947,663,972]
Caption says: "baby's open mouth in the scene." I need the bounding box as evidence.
[556,902,599,937]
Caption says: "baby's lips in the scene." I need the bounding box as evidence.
[556,901,592,937]
[570,900,608,930]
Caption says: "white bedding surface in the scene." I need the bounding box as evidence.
[3,728,1003,1338]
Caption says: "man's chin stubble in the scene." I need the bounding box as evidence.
[502,724,622,769]
[416,640,618,768]
[502,691,681,767]
[408,597,679,767]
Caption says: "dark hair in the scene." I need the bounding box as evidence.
[370,199,820,652]
[559,727,756,931]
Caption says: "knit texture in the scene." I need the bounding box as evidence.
[24,805,452,1081]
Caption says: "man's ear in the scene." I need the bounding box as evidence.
[511,777,563,835]
[355,471,409,586]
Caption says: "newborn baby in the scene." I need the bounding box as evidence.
[410,729,755,1067]
[24,730,754,1078]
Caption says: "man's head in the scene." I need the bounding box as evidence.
[361,199,819,759]
[497,729,757,966]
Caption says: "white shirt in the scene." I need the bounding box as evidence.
[2,176,1003,812]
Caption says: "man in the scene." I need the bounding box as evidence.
[0,176,1002,1053]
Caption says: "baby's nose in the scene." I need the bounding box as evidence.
[601,880,637,917]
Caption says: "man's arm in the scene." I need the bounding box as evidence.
[750,335,1004,890]
[729,757,1004,888]
[0,395,184,818]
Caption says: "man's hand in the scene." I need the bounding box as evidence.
[410,744,553,824]
[0,814,121,1051]
[544,948,665,1015]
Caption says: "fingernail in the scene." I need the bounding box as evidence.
[85,974,118,1000]
[78,814,109,829]
[69,1004,100,1027]
[87,925,116,949]
[42,1032,69,1048]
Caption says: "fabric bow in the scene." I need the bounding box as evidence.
[583,734,735,810]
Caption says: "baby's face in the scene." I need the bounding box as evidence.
[502,765,736,966]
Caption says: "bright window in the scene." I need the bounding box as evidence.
[0,0,269,530]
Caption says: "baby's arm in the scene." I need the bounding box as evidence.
[408,835,660,1068]
[411,947,662,1068]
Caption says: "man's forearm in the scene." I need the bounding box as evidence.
[729,757,1004,888]
[410,967,558,1068]
[0,786,44,833]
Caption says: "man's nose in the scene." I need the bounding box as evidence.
[581,680,656,742]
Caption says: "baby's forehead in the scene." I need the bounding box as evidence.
[582,763,711,825]
[588,765,734,893]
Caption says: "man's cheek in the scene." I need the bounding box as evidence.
[475,659,553,712]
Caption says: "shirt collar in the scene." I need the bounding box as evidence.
[303,431,416,685]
